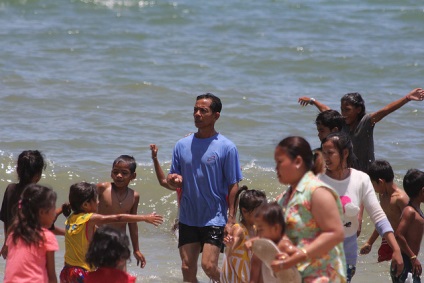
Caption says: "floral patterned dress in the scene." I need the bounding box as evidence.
[278,171,346,283]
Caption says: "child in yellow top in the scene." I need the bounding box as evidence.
[60,182,163,283]
[220,185,267,283]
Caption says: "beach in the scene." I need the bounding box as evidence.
[0,0,423,281]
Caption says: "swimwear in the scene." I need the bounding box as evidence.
[60,265,88,283]
[378,238,392,262]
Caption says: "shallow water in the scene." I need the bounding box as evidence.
[0,0,423,281]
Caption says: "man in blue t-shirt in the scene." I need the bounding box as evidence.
[167,93,243,283]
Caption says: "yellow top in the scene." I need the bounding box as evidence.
[64,213,93,271]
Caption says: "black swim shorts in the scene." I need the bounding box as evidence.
[178,222,224,252]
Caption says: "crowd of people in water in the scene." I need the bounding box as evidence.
[1,90,424,283]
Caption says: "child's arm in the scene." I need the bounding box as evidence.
[298,96,331,112]
[370,88,424,125]
[88,212,163,227]
[150,144,175,191]
[128,192,146,268]
[223,224,244,256]
[360,229,379,254]
[46,251,58,283]
[249,254,263,283]
[395,207,421,275]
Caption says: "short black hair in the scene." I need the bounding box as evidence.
[69,182,98,213]
[86,226,131,269]
[403,169,424,199]
[196,93,222,113]
[113,155,137,173]
[368,160,394,183]
[315,110,346,132]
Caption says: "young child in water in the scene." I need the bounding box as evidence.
[96,155,147,268]
[4,184,59,283]
[85,226,136,283]
[60,182,163,283]
[392,169,424,283]
[220,185,267,283]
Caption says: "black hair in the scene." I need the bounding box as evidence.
[321,132,358,169]
[86,226,131,269]
[113,155,137,174]
[368,160,394,183]
[16,150,46,185]
[341,92,366,121]
[277,136,321,175]
[196,93,222,113]
[9,184,56,246]
[234,185,267,223]
[315,110,346,132]
[403,169,424,199]
[255,202,285,236]
[69,182,98,213]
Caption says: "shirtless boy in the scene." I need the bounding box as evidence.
[392,169,424,282]
[360,160,409,262]
[97,155,146,268]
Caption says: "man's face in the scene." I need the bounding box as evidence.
[193,98,219,129]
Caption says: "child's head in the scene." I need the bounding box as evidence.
[315,110,346,142]
[16,150,46,185]
[403,169,424,201]
[86,226,131,270]
[69,182,98,214]
[111,155,137,188]
[321,132,357,171]
[10,184,57,245]
[235,185,267,225]
[368,160,394,193]
[254,202,285,243]
[340,92,366,125]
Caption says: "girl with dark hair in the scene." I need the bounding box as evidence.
[4,184,58,283]
[85,226,136,283]
[320,132,403,282]
[298,88,424,172]
[220,185,266,283]
[272,136,346,282]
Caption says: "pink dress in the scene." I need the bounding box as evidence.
[4,228,59,283]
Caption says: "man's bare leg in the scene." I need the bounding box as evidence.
[201,243,221,282]
[179,243,201,283]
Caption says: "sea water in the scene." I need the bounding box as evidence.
[0,0,423,281]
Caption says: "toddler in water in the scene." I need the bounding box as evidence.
[85,226,136,283]
[4,184,59,283]
[247,202,300,283]
[220,185,267,283]
[60,182,163,283]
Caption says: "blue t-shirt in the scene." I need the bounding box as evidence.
[170,133,243,227]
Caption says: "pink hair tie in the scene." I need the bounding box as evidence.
[18,199,22,209]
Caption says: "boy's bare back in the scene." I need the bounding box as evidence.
[398,205,424,255]
[379,186,409,230]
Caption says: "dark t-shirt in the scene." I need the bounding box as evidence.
[0,183,25,232]
[350,113,374,173]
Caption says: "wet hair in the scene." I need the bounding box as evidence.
[69,182,98,213]
[9,184,56,246]
[277,136,321,175]
[196,93,222,113]
[368,160,394,183]
[86,226,131,269]
[403,169,424,199]
[313,149,325,175]
[16,150,46,185]
[315,110,346,132]
[255,202,285,236]
[112,155,136,174]
[321,132,358,169]
[341,92,366,121]
[234,185,267,222]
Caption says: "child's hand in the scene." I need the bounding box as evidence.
[150,144,158,158]
[359,243,372,255]
[167,174,183,188]
[412,258,422,276]
[223,235,234,246]
[298,96,312,106]
[405,88,424,101]
[244,237,259,250]
[134,250,146,268]
[145,212,164,226]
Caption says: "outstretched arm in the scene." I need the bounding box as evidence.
[150,144,175,191]
[298,96,331,112]
[370,88,424,125]
[360,228,379,255]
